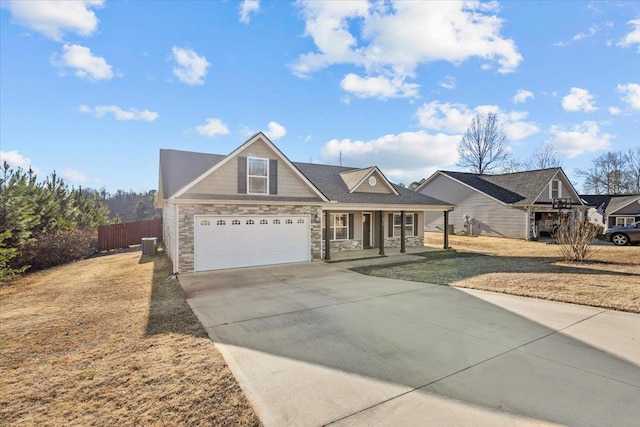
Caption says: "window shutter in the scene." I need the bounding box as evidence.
[238,157,247,194]
[413,213,419,236]
[388,213,393,237]
[348,213,354,239]
[269,159,278,195]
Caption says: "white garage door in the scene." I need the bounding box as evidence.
[194,215,311,272]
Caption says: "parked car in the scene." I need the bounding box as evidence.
[605,221,640,246]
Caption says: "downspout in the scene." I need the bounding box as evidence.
[174,204,179,274]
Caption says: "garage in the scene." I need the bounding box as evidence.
[194,215,311,271]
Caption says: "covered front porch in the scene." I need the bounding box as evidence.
[321,207,452,261]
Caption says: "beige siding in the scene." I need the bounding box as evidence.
[420,174,527,238]
[536,174,581,204]
[182,138,317,198]
[163,204,177,271]
[353,170,394,194]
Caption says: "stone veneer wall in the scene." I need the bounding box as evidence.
[177,203,322,272]
[384,236,424,249]
[328,239,363,252]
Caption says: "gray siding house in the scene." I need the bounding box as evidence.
[417,168,586,240]
[582,194,640,230]
[158,133,453,273]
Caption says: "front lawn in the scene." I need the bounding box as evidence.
[0,252,261,426]
[352,233,640,313]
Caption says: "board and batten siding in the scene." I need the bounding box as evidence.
[421,173,527,239]
[163,204,177,272]
[536,174,581,204]
[181,138,317,198]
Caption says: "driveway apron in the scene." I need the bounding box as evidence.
[180,262,640,427]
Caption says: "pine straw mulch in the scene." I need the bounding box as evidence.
[353,234,640,313]
[0,251,261,426]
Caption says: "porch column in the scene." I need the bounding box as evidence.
[400,210,406,253]
[324,210,331,261]
[378,211,385,256]
[443,210,449,249]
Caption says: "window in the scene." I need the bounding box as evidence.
[248,157,268,194]
[231,219,241,225]
[285,219,293,224]
[330,213,348,240]
[550,179,562,199]
[273,219,280,224]
[216,220,226,226]
[260,219,268,224]
[393,213,414,237]
[246,219,254,225]
[615,217,634,227]
[297,219,305,224]
[200,219,211,226]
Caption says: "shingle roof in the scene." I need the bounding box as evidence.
[580,194,640,214]
[159,149,225,199]
[294,162,450,206]
[606,194,640,214]
[440,168,562,205]
[159,148,451,207]
[580,194,611,211]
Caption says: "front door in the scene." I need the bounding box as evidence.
[363,213,372,248]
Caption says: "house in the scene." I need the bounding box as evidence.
[582,194,640,230]
[157,133,454,273]
[416,168,586,240]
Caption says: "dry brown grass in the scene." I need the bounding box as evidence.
[0,251,261,426]
[354,233,640,313]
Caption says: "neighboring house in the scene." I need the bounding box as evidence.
[158,133,453,273]
[416,168,586,240]
[582,194,640,230]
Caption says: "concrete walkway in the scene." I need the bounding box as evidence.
[180,261,640,427]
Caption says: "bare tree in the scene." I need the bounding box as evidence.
[501,158,526,173]
[527,143,561,169]
[577,151,632,195]
[457,113,510,174]
[625,148,640,194]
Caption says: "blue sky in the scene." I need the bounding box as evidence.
[1,0,639,193]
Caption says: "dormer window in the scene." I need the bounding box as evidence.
[248,157,269,194]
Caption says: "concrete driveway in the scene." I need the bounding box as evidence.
[180,261,640,427]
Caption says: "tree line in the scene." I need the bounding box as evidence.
[1,162,160,281]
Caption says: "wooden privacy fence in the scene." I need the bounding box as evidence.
[98,218,163,251]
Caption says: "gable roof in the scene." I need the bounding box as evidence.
[580,194,611,214]
[169,133,329,202]
[158,137,452,208]
[340,166,399,195]
[418,168,583,206]
[294,162,449,206]
[606,194,640,215]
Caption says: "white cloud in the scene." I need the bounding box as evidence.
[292,1,522,96]
[548,121,611,158]
[265,121,287,140]
[562,87,597,112]
[239,0,260,24]
[617,18,640,52]
[60,169,100,184]
[320,131,460,183]
[572,25,598,41]
[513,89,534,104]
[79,105,159,121]
[195,118,230,137]
[51,44,113,81]
[171,46,211,85]
[609,106,621,115]
[617,83,640,110]
[2,0,104,41]
[0,150,38,172]
[340,73,419,99]
[414,101,539,141]
[439,75,456,90]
